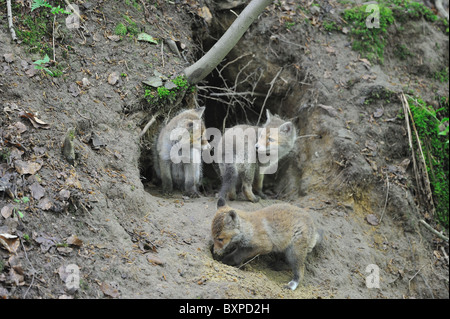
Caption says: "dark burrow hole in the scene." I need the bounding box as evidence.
[138,14,311,199]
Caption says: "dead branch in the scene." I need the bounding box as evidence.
[408,263,428,292]
[20,238,36,298]
[184,0,274,84]
[379,173,390,224]
[139,112,160,138]
[418,219,449,242]
[440,247,449,265]
[434,0,449,20]
[6,0,17,41]
[238,254,260,269]
[400,93,436,215]
[257,67,283,125]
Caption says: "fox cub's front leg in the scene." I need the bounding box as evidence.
[159,159,173,195]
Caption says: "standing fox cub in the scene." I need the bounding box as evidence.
[154,107,210,197]
[211,198,322,290]
[218,110,296,202]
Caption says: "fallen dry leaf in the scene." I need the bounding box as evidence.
[3,53,14,63]
[100,282,120,298]
[38,197,53,211]
[1,205,14,219]
[373,108,384,118]
[147,253,164,266]
[108,72,119,85]
[9,268,24,286]
[59,189,71,200]
[34,233,58,252]
[30,182,45,200]
[15,160,42,175]
[67,235,83,247]
[366,214,379,226]
[0,233,20,254]
[19,111,50,129]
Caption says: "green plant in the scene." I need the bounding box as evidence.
[343,3,394,63]
[144,75,195,105]
[323,20,339,32]
[342,0,442,64]
[285,21,296,29]
[33,54,61,77]
[115,23,128,36]
[394,44,414,60]
[31,0,69,14]
[0,147,11,162]
[12,196,29,219]
[408,96,449,228]
[434,67,449,83]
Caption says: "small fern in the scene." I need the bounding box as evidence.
[31,0,52,11]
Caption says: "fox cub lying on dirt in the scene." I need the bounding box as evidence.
[154,107,210,197]
[211,198,322,290]
[218,110,296,203]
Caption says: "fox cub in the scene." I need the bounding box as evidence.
[154,107,210,197]
[211,198,322,290]
[218,110,296,202]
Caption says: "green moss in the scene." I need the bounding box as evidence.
[342,1,442,64]
[394,44,414,60]
[342,3,394,63]
[434,67,449,84]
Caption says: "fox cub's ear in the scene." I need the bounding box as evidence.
[194,107,206,117]
[280,121,293,134]
[217,197,226,208]
[265,109,273,124]
[224,210,238,226]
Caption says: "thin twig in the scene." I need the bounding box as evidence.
[257,67,283,125]
[161,41,165,68]
[401,93,435,215]
[52,15,56,62]
[64,0,84,22]
[297,134,320,139]
[379,173,390,224]
[440,247,449,265]
[408,263,428,292]
[418,219,449,242]
[238,254,260,269]
[20,238,36,298]
[400,93,434,215]
[139,112,160,138]
[6,0,17,41]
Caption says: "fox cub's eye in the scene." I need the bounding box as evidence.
[217,238,224,243]
[268,137,275,142]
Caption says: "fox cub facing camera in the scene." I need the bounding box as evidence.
[218,110,296,203]
[154,107,210,197]
[211,198,322,290]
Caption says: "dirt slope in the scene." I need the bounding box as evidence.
[0,0,448,299]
